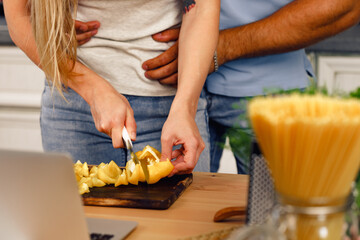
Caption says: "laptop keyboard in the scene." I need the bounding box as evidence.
[90,233,115,240]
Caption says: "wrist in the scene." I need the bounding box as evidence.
[170,97,198,118]
[209,31,226,73]
[213,50,219,72]
[69,63,114,105]
[217,29,229,66]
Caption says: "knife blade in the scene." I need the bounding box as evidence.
[122,127,150,183]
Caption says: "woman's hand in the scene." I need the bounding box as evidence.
[75,20,100,45]
[158,0,219,174]
[88,82,136,149]
[160,105,205,176]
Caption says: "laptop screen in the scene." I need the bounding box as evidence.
[0,150,137,240]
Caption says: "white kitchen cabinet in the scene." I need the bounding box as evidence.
[0,46,44,152]
[318,56,360,94]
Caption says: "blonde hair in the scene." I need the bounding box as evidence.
[30,0,78,98]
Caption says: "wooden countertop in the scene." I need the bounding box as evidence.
[84,172,249,240]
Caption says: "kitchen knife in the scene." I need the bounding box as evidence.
[122,127,150,183]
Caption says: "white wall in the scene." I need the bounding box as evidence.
[218,139,237,174]
[0,46,44,152]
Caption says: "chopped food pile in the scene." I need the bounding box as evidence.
[74,145,174,194]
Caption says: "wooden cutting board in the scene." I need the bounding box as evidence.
[82,174,192,210]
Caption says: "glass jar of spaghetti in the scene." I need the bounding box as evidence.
[274,194,358,240]
[227,194,358,240]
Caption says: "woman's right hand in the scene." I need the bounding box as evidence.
[88,84,136,149]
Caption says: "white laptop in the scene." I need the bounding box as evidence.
[0,150,137,240]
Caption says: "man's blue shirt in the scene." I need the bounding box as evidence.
[205,0,314,97]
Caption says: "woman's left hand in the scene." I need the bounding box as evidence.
[160,107,205,176]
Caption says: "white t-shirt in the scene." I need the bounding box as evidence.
[76,0,182,96]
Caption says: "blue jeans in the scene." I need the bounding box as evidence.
[201,89,252,174]
[40,83,210,171]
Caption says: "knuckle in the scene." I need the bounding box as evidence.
[191,138,200,148]
[111,118,120,126]
[148,57,160,68]
[112,116,125,127]
[112,140,120,149]
[146,71,155,79]
[163,66,172,76]
[187,161,196,170]
[127,107,134,116]
[98,122,107,132]
[199,139,205,150]
[159,56,168,66]
[170,73,178,83]
[86,31,93,38]
[159,77,174,85]
[170,45,178,58]
[169,65,177,75]
[98,119,111,132]
[129,110,134,118]
[200,142,205,151]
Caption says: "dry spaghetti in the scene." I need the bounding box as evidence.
[249,94,360,240]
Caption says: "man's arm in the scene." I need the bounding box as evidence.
[217,0,360,66]
[160,0,220,175]
[143,0,360,79]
